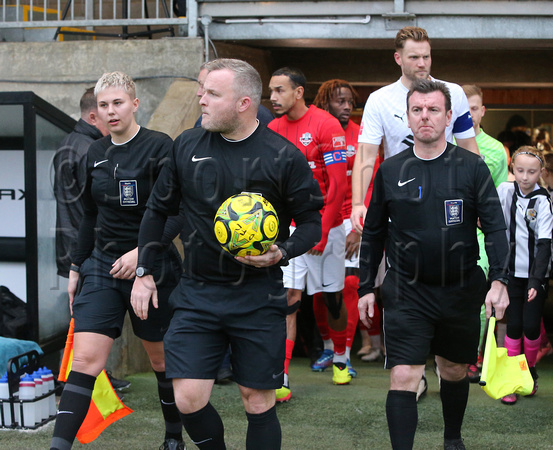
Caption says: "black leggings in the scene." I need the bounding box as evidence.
[506,276,547,340]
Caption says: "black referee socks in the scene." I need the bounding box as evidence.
[440,376,469,440]
[50,371,96,450]
[386,390,417,450]
[154,370,183,441]
[179,402,226,449]
[245,405,282,450]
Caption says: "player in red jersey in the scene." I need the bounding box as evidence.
[269,68,349,401]
[312,80,360,376]
[312,80,383,376]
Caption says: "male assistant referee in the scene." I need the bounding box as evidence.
[131,58,322,449]
[358,79,510,450]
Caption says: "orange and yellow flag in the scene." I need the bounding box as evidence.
[58,319,133,444]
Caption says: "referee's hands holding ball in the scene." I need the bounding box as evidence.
[235,245,283,268]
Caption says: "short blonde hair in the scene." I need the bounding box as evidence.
[94,71,136,99]
[462,84,483,100]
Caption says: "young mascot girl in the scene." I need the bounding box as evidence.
[496,146,553,405]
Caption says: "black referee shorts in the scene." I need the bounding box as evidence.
[381,267,487,368]
[73,247,181,341]
[164,274,287,390]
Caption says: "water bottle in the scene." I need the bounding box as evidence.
[41,367,56,418]
[18,374,35,427]
[0,373,12,427]
[32,371,47,423]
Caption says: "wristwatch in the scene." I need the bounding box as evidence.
[136,267,152,277]
[277,246,290,267]
[69,263,80,273]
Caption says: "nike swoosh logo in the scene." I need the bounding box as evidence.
[398,178,416,187]
[94,159,109,167]
[272,369,285,379]
[193,438,214,445]
[192,155,212,162]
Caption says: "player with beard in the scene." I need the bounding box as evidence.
[351,26,479,235]
[311,79,383,375]
[268,68,349,402]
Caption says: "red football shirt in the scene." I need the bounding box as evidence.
[269,106,347,249]
[342,119,360,219]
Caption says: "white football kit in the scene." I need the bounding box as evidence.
[358,77,475,159]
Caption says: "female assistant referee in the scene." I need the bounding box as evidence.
[50,72,185,450]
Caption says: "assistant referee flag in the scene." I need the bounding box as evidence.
[58,319,133,443]
[479,316,534,399]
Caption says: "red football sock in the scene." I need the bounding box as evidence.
[313,292,330,341]
[343,275,360,349]
[330,327,347,357]
[284,339,294,375]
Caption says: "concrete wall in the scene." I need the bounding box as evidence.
[0,38,204,124]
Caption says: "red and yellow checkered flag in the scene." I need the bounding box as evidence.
[59,319,133,443]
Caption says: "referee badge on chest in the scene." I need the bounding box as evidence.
[444,199,463,226]
[120,180,138,206]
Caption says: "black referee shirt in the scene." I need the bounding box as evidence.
[139,124,323,285]
[72,127,174,265]
[359,143,509,295]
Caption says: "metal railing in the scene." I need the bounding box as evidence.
[3,0,553,43]
[0,0,190,36]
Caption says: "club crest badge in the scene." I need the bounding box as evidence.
[526,208,537,222]
[346,144,356,158]
[332,135,346,149]
[299,132,313,146]
[445,199,463,226]
[120,180,138,206]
